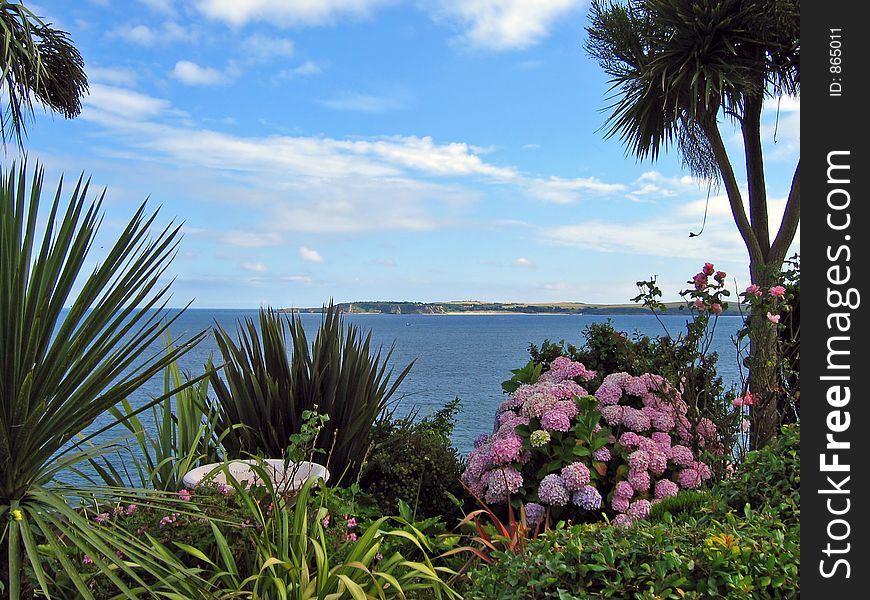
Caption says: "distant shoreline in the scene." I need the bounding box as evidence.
[283,301,746,316]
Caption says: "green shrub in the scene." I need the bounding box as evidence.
[360,399,466,522]
[464,509,799,599]
[647,489,714,523]
[716,423,800,523]
[209,304,413,483]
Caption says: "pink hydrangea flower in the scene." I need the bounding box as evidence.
[627,450,650,471]
[560,462,591,491]
[668,445,694,466]
[613,513,634,527]
[611,495,630,513]
[628,469,650,492]
[538,474,570,506]
[592,447,611,462]
[490,432,523,464]
[614,481,634,499]
[654,479,679,500]
[677,468,703,489]
[627,499,651,520]
[540,408,572,432]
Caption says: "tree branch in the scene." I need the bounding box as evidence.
[770,160,801,264]
[702,119,764,267]
[743,93,770,256]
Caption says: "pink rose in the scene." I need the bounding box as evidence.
[769,285,786,298]
[693,298,705,311]
[703,263,715,276]
[741,419,751,432]
[710,303,723,315]
[766,312,780,324]
[714,270,727,283]
[742,392,754,406]
[745,284,762,297]
[731,397,743,407]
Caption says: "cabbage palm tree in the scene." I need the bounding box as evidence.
[586,0,799,448]
[1,1,88,147]
[0,162,206,598]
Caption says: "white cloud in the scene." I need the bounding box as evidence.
[172,61,228,86]
[108,21,195,46]
[242,262,268,272]
[282,275,313,283]
[195,0,394,27]
[139,0,176,15]
[110,24,156,45]
[283,61,322,77]
[320,91,407,113]
[243,34,296,59]
[299,247,324,262]
[513,257,532,267]
[223,231,284,247]
[527,175,626,203]
[88,66,139,87]
[83,84,171,119]
[432,0,585,51]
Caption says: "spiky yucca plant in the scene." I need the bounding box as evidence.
[210,304,413,484]
[0,163,207,598]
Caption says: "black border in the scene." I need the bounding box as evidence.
[802,1,868,595]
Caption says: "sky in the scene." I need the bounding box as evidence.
[21,0,800,309]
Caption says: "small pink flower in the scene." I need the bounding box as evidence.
[742,392,754,406]
[710,303,723,315]
[741,419,751,432]
[714,270,727,283]
[218,483,231,495]
[321,513,331,527]
[94,512,110,524]
[766,312,780,324]
[745,284,762,297]
[703,263,715,276]
[769,286,786,298]
[179,489,193,501]
[731,397,743,407]
[82,555,94,565]
[693,298,705,311]
[346,532,358,542]
[346,517,357,529]
[126,504,138,516]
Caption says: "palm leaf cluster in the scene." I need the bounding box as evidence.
[209,305,413,484]
[586,0,799,180]
[0,1,88,147]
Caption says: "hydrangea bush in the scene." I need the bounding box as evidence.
[463,357,720,527]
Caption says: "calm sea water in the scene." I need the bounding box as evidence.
[88,310,744,456]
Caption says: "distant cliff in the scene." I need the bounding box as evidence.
[284,301,742,315]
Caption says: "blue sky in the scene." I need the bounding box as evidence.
[23,0,800,309]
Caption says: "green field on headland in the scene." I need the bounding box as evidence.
[285,300,744,315]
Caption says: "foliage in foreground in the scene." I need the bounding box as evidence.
[209,305,413,484]
[464,508,798,599]
[40,476,460,599]
[0,163,204,599]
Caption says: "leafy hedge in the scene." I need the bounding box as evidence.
[716,424,799,524]
[464,509,799,599]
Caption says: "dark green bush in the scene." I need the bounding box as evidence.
[464,509,799,599]
[359,399,465,522]
[716,423,800,524]
[209,304,413,483]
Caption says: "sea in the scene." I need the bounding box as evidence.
[88,309,745,456]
